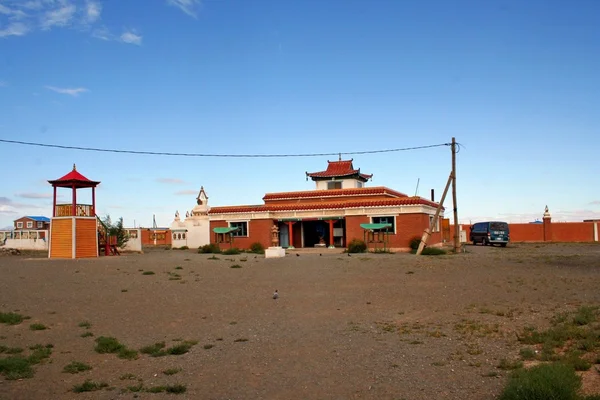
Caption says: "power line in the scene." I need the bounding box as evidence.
[0,138,451,158]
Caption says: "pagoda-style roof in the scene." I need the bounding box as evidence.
[263,186,407,202]
[306,159,372,182]
[209,197,440,215]
[48,164,100,188]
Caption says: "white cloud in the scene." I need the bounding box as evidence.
[156,178,186,185]
[0,3,28,20]
[0,22,29,37]
[590,200,600,206]
[40,3,76,29]
[167,0,201,18]
[120,30,142,45]
[175,190,198,195]
[15,192,53,199]
[45,85,89,96]
[21,1,44,11]
[84,0,101,23]
[91,25,112,40]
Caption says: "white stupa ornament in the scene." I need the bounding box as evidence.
[543,205,551,219]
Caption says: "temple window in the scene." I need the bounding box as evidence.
[371,216,396,234]
[327,181,342,190]
[229,221,248,237]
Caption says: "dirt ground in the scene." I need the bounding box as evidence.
[1,243,599,400]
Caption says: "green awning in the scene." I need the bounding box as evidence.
[213,227,240,234]
[360,223,392,230]
[278,218,302,222]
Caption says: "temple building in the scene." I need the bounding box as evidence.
[207,159,444,251]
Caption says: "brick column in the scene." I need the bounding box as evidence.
[543,206,552,242]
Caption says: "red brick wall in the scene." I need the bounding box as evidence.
[552,222,594,242]
[508,224,544,242]
[450,221,597,243]
[345,215,370,246]
[345,214,442,250]
[210,219,274,250]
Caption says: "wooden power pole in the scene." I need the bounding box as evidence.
[451,137,460,252]
[416,172,453,255]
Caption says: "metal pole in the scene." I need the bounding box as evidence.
[452,137,460,253]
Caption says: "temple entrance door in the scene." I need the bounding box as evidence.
[279,223,289,248]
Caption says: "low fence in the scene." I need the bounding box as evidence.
[3,230,49,251]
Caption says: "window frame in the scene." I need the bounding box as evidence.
[26,221,33,228]
[370,215,396,234]
[228,221,249,237]
[16,222,23,228]
[429,215,440,232]
[327,181,343,190]
[37,221,44,228]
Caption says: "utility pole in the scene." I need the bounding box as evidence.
[451,137,460,252]
[416,172,453,255]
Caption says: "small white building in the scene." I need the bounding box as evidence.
[170,187,211,249]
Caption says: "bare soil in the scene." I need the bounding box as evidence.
[1,243,599,400]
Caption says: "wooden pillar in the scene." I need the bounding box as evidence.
[92,187,96,217]
[328,220,335,247]
[72,184,77,216]
[52,186,57,217]
[288,222,295,249]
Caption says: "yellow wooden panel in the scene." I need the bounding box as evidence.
[76,218,98,258]
[50,218,73,258]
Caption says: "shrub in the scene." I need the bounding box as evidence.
[0,357,34,380]
[223,247,241,255]
[63,361,92,374]
[198,243,221,254]
[94,337,124,354]
[0,312,28,325]
[140,342,167,357]
[519,348,536,360]
[248,242,265,254]
[230,264,242,269]
[166,384,187,394]
[30,323,47,331]
[163,368,181,375]
[347,239,367,253]
[27,345,52,364]
[499,363,581,400]
[421,247,446,256]
[166,341,196,355]
[409,236,422,250]
[72,380,108,393]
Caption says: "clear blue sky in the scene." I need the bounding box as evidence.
[1,0,599,229]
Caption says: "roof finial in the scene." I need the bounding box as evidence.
[73,163,77,171]
[338,153,341,161]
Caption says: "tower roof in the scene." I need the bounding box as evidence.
[48,164,100,188]
[306,159,373,182]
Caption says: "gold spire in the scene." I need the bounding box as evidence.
[73,163,77,171]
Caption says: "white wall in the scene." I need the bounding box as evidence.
[315,179,364,190]
[170,217,210,249]
[4,231,49,251]
[121,229,142,252]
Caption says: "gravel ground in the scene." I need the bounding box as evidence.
[1,243,599,400]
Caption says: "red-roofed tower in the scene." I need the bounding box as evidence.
[306,159,372,190]
[47,164,101,259]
